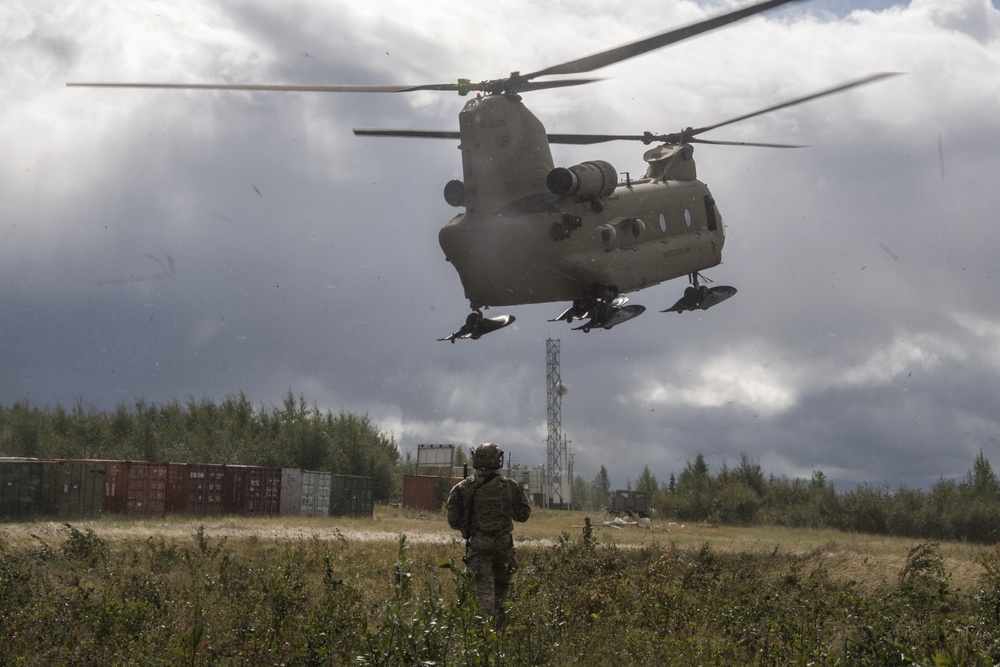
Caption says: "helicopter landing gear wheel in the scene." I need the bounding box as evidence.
[438,310,516,343]
[562,288,645,332]
[663,272,738,314]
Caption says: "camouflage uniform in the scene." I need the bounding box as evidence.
[446,443,531,620]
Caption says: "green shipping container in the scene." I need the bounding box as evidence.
[0,459,44,521]
[329,475,374,518]
[42,460,106,519]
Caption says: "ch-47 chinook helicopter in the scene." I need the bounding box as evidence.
[69,0,897,342]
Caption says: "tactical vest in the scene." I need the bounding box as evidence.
[472,475,510,534]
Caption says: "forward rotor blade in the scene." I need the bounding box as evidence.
[523,0,806,80]
[67,77,602,96]
[67,1,807,99]
[688,71,902,137]
[67,82,464,93]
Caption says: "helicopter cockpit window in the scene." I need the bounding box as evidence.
[659,213,667,233]
[704,195,718,231]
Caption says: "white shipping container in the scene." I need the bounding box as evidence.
[300,470,332,517]
[280,468,303,516]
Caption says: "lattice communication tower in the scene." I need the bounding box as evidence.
[546,339,564,507]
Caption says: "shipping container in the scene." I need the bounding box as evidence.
[223,465,281,515]
[402,474,463,512]
[403,474,437,512]
[279,469,334,517]
[105,461,168,516]
[0,458,44,521]
[330,474,374,517]
[280,468,303,516]
[166,463,225,515]
[41,459,106,519]
[300,470,332,517]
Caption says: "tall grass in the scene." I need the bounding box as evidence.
[2,517,1000,664]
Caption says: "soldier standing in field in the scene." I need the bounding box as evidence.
[446,442,532,623]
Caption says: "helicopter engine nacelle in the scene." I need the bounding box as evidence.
[546,160,617,202]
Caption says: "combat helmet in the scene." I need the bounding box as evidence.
[471,442,504,470]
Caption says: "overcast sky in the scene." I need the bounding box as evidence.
[3,0,1000,491]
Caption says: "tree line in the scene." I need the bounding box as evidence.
[6,394,1000,542]
[573,451,1000,543]
[0,392,399,501]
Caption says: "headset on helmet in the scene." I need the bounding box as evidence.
[472,442,504,470]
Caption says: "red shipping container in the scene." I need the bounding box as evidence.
[403,475,437,512]
[402,475,462,512]
[223,465,281,515]
[105,461,167,516]
[166,463,225,515]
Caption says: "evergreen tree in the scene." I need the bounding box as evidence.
[572,475,593,510]
[675,453,712,521]
[636,465,658,495]
[967,449,1000,500]
[591,465,611,510]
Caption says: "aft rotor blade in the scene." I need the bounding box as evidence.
[690,137,805,148]
[688,72,903,137]
[523,0,807,80]
[545,133,646,145]
[354,128,461,140]
[517,78,603,92]
[544,133,805,148]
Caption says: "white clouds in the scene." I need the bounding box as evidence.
[627,330,952,419]
[837,334,950,385]
[0,3,34,43]
[909,0,1000,44]
[632,348,800,416]
[953,311,1000,371]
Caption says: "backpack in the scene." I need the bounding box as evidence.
[473,474,511,534]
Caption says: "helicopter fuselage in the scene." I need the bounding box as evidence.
[438,94,725,309]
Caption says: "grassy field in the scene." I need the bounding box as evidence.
[10,505,987,586]
[3,507,999,664]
